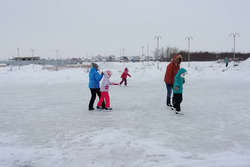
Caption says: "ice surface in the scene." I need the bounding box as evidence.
[0,60,250,167]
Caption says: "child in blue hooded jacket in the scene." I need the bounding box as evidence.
[173,68,187,114]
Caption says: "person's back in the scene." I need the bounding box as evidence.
[89,66,102,89]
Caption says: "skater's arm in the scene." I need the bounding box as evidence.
[94,72,103,81]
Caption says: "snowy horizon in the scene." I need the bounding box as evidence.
[0,59,250,167]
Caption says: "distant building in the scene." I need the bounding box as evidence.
[13,57,41,61]
[120,56,129,62]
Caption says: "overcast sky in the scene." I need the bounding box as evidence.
[0,0,249,60]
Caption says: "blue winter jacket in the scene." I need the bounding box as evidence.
[88,67,103,89]
[173,68,187,94]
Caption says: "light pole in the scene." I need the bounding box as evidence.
[154,36,161,58]
[55,50,60,66]
[141,46,144,56]
[31,49,35,68]
[17,47,20,69]
[122,48,126,57]
[31,49,34,57]
[185,36,193,67]
[154,36,161,69]
[55,50,60,60]
[229,33,240,66]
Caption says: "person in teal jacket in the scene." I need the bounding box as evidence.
[173,68,187,114]
[225,57,228,67]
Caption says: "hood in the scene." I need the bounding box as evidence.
[177,68,187,75]
[172,55,182,66]
[103,71,110,78]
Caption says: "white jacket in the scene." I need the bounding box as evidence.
[100,71,114,92]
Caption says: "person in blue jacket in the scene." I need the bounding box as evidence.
[173,68,187,114]
[88,62,105,110]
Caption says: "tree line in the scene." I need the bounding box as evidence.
[154,47,250,62]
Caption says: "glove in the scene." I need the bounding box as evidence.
[113,83,119,85]
[174,86,179,91]
[101,72,104,75]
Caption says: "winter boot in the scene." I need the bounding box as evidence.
[96,106,102,110]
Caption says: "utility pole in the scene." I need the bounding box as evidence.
[185,36,193,67]
[229,33,240,66]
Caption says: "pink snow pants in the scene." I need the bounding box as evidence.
[97,92,110,108]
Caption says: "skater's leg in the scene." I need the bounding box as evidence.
[120,78,125,85]
[89,89,96,110]
[166,83,173,106]
[173,93,182,111]
[97,92,105,107]
[120,79,123,85]
[97,88,105,108]
[124,78,127,86]
[103,92,110,108]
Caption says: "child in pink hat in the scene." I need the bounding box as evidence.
[97,70,119,110]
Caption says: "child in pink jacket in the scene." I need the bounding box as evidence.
[97,70,119,110]
[120,68,131,86]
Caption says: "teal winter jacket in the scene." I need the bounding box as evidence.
[173,68,187,94]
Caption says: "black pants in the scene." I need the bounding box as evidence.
[89,88,105,109]
[173,93,183,111]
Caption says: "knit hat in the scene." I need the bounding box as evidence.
[91,62,98,69]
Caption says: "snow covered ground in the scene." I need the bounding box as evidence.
[0,59,250,167]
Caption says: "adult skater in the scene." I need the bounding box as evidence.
[88,62,105,110]
[164,54,182,107]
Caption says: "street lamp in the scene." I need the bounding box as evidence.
[154,36,161,55]
[185,36,193,67]
[141,46,144,56]
[55,50,60,59]
[31,49,34,57]
[229,33,240,66]
[122,48,126,57]
[154,36,161,69]
[17,47,20,70]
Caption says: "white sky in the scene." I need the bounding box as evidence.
[0,0,249,59]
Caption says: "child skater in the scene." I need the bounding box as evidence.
[97,70,119,110]
[172,68,187,114]
[120,68,131,86]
